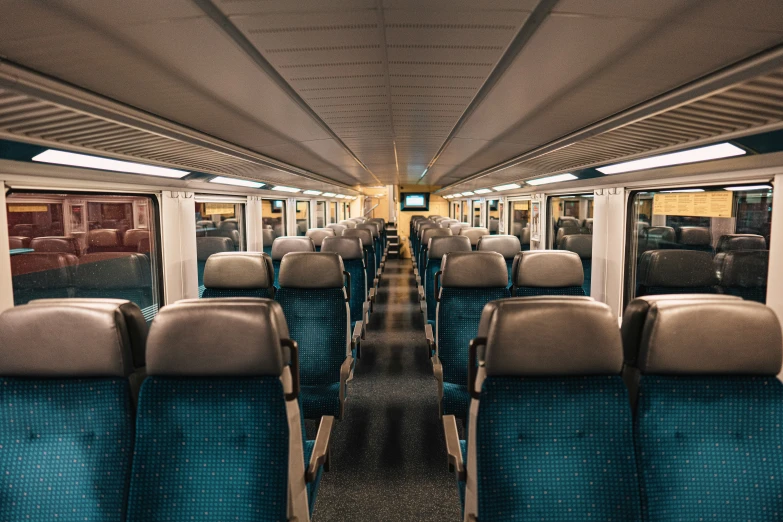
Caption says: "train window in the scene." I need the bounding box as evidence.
[262,199,287,237]
[625,185,772,306]
[461,201,468,222]
[329,201,338,224]
[315,201,326,228]
[472,200,481,227]
[7,192,161,322]
[295,200,309,236]
[195,202,245,296]
[509,200,530,250]
[548,194,594,249]
[487,199,500,234]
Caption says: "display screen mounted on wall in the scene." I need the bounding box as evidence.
[401,193,429,211]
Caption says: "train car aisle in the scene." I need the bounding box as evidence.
[312,258,461,521]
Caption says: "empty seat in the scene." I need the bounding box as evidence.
[326,223,347,236]
[306,228,336,251]
[11,252,78,305]
[488,217,499,234]
[718,250,769,302]
[511,250,586,296]
[583,217,593,232]
[322,236,367,339]
[677,226,713,254]
[423,236,471,328]
[86,228,121,253]
[561,234,593,295]
[716,233,766,253]
[123,229,149,252]
[339,220,357,229]
[448,222,464,236]
[202,251,275,299]
[416,223,439,261]
[636,249,717,296]
[271,236,316,287]
[218,217,238,231]
[0,300,143,521]
[439,219,459,229]
[639,226,677,253]
[368,218,386,250]
[555,225,581,248]
[29,235,81,256]
[476,234,521,282]
[418,227,451,286]
[357,223,382,273]
[343,228,376,290]
[432,252,509,419]
[451,297,640,521]
[9,236,30,249]
[75,252,152,310]
[127,299,332,521]
[196,236,233,288]
[262,228,277,256]
[512,223,531,250]
[627,299,783,521]
[275,253,354,419]
[11,223,36,236]
[458,227,489,250]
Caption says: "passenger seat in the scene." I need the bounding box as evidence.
[262,228,277,256]
[447,297,640,521]
[322,236,369,341]
[476,234,521,283]
[126,298,333,521]
[196,236,233,290]
[636,249,717,296]
[511,250,586,296]
[271,236,316,287]
[627,299,783,521]
[75,252,152,311]
[202,251,275,298]
[458,227,489,250]
[677,226,714,255]
[29,235,81,256]
[430,252,509,419]
[306,227,336,252]
[10,252,77,304]
[717,250,768,302]
[86,228,121,253]
[0,300,143,520]
[421,236,471,329]
[560,234,593,295]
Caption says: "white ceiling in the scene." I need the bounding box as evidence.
[0,0,781,190]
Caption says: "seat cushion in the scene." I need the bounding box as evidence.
[476,376,641,521]
[127,377,289,521]
[201,288,272,299]
[515,286,586,297]
[443,382,470,419]
[303,440,324,516]
[636,375,783,521]
[300,383,342,419]
[0,378,133,522]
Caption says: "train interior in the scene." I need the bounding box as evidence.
[1,1,783,521]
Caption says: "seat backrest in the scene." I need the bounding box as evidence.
[275,253,349,419]
[30,235,81,256]
[326,223,347,236]
[339,220,357,229]
[343,228,376,284]
[202,251,275,299]
[677,225,713,253]
[718,249,769,302]
[636,249,717,296]
[463,297,639,522]
[458,227,489,249]
[322,236,366,321]
[420,227,452,276]
[218,218,238,231]
[262,228,277,254]
[439,219,458,229]
[716,233,766,253]
[511,250,586,296]
[555,225,581,247]
[123,229,149,250]
[448,222,464,235]
[425,236,471,323]
[0,300,142,521]
[305,227,336,250]
[629,299,783,521]
[127,298,310,521]
[87,228,121,253]
[10,252,78,305]
[561,234,593,294]
[357,222,380,239]
[75,252,152,309]
[437,252,509,418]
[477,235,521,282]
[8,236,30,249]
[196,236,233,287]
[271,237,316,286]
[557,216,580,228]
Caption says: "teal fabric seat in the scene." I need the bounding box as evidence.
[511,250,586,297]
[196,236,233,290]
[561,234,593,296]
[322,236,367,333]
[306,228,336,253]
[458,297,641,521]
[201,251,275,300]
[419,227,451,287]
[477,235,522,289]
[623,298,783,521]
[434,252,509,419]
[127,299,331,521]
[0,300,144,522]
[425,236,471,326]
[74,252,153,309]
[271,236,315,288]
[275,253,353,420]
[343,228,376,290]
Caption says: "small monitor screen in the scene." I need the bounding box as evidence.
[405,194,425,207]
[401,192,430,211]
[273,200,283,209]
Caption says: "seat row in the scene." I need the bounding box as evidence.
[9,227,151,254]
[441,294,783,521]
[0,297,332,521]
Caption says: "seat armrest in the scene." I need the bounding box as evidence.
[442,415,465,481]
[362,302,370,339]
[306,415,335,483]
[418,285,426,302]
[424,323,435,354]
[352,321,363,355]
[369,288,376,312]
[339,356,353,419]
[432,352,443,417]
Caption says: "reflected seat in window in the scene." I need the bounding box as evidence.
[636,250,718,296]
[717,250,769,303]
[74,252,152,310]
[11,252,78,305]
[29,235,81,256]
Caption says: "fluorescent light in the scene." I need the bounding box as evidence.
[492,183,521,191]
[526,173,577,186]
[336,194,348,199]
[597,142,746,175]
[462,191,475,196]
[724,185,772,191]
[209,176,264,188]
[442,195,451,199]
[661,188,705,193]
[303,190,322,195]
[32,149,189,178]
[474,188,492,194]
[272,185,300,193]
[322,192,336,197]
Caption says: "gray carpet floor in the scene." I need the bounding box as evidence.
[311,258,461,521]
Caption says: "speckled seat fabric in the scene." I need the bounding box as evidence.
[201,251,275,299]
[0,300,145,522]
[623,297,783,521]
[511,250,586,297]
[460,297,641,521]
